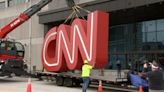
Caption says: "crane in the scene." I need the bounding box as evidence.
[0,0,52,77]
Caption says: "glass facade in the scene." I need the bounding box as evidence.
[8,0,26,7]
[107,19,164,70]
[0,1,5,9]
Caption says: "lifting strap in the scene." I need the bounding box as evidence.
[64,1,91,23]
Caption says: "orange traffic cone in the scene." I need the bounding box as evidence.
[139,86,143,92]
[26,78,32,92]
[97,80,103,92]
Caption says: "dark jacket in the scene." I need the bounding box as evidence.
[146,70,164,90]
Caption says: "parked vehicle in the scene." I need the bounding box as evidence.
[0,0,52,77]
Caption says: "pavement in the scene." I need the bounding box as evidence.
[0,77,120,92]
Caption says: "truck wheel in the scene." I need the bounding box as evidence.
[56,76,64,86]
[63,77,73,87]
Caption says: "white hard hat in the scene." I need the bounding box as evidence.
[84,60,88,64]
[151,64,159,69]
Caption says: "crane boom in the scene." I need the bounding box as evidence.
[0,0,52,38]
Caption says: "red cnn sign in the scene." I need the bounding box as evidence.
[42,11,109,72]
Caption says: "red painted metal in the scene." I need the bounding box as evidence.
[0,54,23,60]
[0,13,29,38]
[0,0,52,62]
[42,11,109,72]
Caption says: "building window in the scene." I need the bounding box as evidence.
[8,0,26,7]
[0,1,5,9]
[109,18,164,69]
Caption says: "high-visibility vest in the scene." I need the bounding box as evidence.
[81,64,93,77]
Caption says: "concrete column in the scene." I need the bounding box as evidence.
[4,0,7,8]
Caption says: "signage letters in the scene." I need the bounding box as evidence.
[42,11,109,72]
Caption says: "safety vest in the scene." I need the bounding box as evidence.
[81,64,93,77]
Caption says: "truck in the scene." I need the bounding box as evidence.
[36,1,164,91]
[36,0,132,90]
[0,0,52,77]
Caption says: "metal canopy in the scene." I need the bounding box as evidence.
[38,0,164,26]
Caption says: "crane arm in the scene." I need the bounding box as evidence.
[0,0,52,38]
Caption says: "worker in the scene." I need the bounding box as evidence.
[143,60,151,72]
[140,61,164,92]
[116,59,121,78]
[81,60,95,92]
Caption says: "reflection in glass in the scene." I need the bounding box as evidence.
[157,31,164,44]
[147,32,156,42]
[145,20,156,32]
[108,18,164,70]
[157,19,164,31]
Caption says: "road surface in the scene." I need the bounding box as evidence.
[0,77,122,92]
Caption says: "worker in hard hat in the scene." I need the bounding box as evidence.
[139,60,164,92]
[81,60,95,92]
